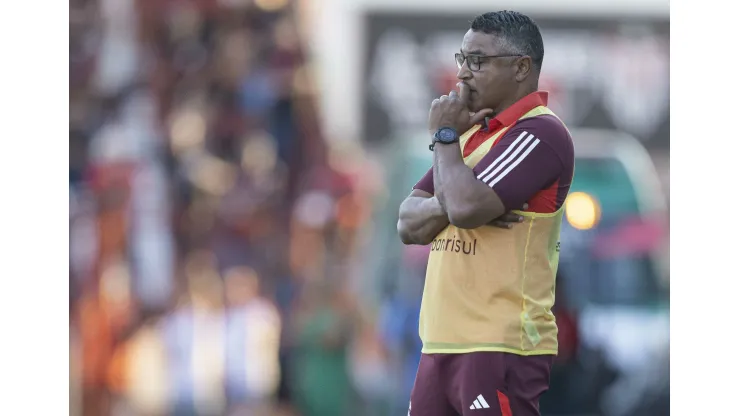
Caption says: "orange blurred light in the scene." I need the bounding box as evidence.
[565,192,601,230]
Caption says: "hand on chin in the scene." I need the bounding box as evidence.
[466,97,482,113]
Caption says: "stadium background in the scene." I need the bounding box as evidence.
[68,0,669,415]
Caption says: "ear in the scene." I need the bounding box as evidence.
[514,56,533,82]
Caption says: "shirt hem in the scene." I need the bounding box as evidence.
[421,344,557,356]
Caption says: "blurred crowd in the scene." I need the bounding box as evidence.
[69,0,392,415]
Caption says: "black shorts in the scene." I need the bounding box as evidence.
[409,352,554,416]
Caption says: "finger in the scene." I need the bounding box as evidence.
[457,82,471,102]
[470,108,494,125]
[488,220,514,229]
[499,212,524,223]
[449,89,459,99]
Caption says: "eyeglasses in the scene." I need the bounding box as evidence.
[455,53,524,72]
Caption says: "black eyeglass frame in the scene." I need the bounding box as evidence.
[455,52,525,71]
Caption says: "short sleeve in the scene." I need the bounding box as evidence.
[472,115,572,211]
[412,167,435,194]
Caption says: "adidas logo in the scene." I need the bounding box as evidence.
[469,394,490,410]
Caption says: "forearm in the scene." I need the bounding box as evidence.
[433,144,506,228]
[433,144,474,210]
[397,196,449,245]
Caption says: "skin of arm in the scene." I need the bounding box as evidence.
[397,189,450,245]
[433,143,507,229]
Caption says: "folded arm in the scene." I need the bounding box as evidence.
[397,189,450,245]
[433,143,506,228]
[434,121,567,229]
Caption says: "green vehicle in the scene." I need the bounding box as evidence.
[559,127,669,308]
[554,128,669,416]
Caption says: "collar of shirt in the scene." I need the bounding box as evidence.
[482,91,549,132]
[463,91,549,158]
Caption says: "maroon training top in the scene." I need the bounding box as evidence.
[414,91,574,213]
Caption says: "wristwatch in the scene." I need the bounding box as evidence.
[429,127,460,151]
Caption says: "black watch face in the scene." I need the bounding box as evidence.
[437,128,458,143]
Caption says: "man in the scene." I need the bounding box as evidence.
[397,11,574,416]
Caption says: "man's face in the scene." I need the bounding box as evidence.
[456,29,519,113]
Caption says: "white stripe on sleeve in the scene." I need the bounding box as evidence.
[476,131,530,180]
[480,133,535,183]
[488,138,541,187]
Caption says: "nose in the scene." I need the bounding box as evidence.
[456,62,472,81]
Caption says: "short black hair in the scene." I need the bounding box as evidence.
[470,11,544,71]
